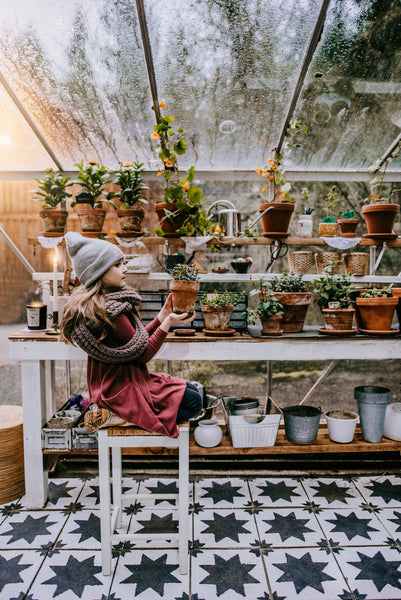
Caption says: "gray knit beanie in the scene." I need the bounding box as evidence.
[64,232,124,288]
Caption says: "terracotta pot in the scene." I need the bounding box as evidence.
[260,312,283,335]
[342,252,369,276]
[77,208,106,232]
[117,206,145,232]
[390,288,401,325]
[155,202,186,237]
[322,307,354,330]
[39,210,68,234]
[258,203,294,237]
[272,291,312,333]
[362,203,400,235]
[318,222,338,237]
[355,296,398,331]
[170,280,200,315]
[201,305,234,330]
[338,218,359,238]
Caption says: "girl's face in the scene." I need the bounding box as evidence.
[102,259,128,290]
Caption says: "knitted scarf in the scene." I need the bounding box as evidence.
[71,289,149,364]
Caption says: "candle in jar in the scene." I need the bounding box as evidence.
[53,257,58,313]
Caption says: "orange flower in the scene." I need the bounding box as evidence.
[262,169,268,177]
[280,192,285,199]
[261,187,266,192]
[269,175,274,180]
[214,225,221,234]
[123,162,133,167]
[370,194,378,201]
[151,132,160,140]
[88,161,98,165]
[160,101,166,110]
[271,163,278,170]
[45,167,53,173]
[182,182,190,191]
[109,229,116,238]
[255,168,261,175]
[165,160,173,167]
[157,170,164,177]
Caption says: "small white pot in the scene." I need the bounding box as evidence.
[194,419,223,447]
[324,410,359,444]
[383,403,401,441]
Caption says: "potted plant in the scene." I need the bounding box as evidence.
[71,160,118,232]
[338,210,359,238]
[151,102,211,238]
[113,161,149,234]
[355,286,398,333]
[318,185,338,237]
[255,121,306,238]
[169,263,201,315]
[256,272,312,333]
[246,288,283,335]
[312,265,358,332]
[200,291,242,332]
[31,168,73,234]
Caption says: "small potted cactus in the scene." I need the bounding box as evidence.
[169,264,200,315]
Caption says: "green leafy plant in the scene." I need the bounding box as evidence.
[323,185,339,223]
[359,286,392,298]
[151,103,211,237]
[169,263,200,281]
[247,289,283,323]
[72,160,118,209]
[270,272,307,293]
[30,168,73,209]
[113,161,149,208]
[200,291,243,308]
[255,121,307,203]
[312,264,358,309]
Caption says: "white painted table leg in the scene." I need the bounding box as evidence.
[21,360,48,508]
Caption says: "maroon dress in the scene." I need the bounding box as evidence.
[87,314,186,438]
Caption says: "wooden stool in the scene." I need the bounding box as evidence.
[98,423,189,576]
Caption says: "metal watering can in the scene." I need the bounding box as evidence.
[207,200,242,237]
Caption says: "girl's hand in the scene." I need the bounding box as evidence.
[158,293,173,323]
[160,311,196,333]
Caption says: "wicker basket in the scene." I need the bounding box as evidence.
[315,251,341,274]
[342,252,369,276]
[288,251,313,274]
[0,406,24,504]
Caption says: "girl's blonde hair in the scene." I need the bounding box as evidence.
[60,279,114,345]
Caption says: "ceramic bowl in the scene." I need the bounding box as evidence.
[231,261,252,274]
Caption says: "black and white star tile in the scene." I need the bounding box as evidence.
[194,478,250,508]
[127,508,191,549]
[0,511,67,550]
[0,550,45,599]
[354,475,401,508]
[194,508,258,548]
[315,507,391,546]
[44,478,85,509]
[301,477,366,508]
[254,507,323,547]
[138,477,194,508]
[248,477,309,508]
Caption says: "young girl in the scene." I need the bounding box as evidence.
[60,231,202,438]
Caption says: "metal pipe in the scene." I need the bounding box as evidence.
[299,361,336,405]
[136,0,161,124]
[0,225,35,274]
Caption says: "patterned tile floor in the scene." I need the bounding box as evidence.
[1,473,401,599]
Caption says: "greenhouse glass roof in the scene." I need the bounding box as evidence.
[0,0,399,176]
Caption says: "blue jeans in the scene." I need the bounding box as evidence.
[177,382,203,422]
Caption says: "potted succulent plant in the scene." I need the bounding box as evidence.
[318,185,338,237]
[169,263,201,315]
[114,161,149,234]
[255,121,306,238]
[72,160,118,232]
[246,288,283,335]
[312,265,358,332]
[338,210,359,238]
[355,286,398,333]
[200,291,242,332]
[31,168,73,234]
[151,102,211,238]
[256,272,312,332]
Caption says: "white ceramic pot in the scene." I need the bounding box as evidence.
[194,419,223,447]
[383,403,401,441]
[324,410,359,444]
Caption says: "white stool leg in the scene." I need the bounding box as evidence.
[98,430,113,576]
[112,446,122,528]
[178,427,189,575]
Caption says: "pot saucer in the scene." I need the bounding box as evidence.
[261,232,289,239]
[318,327,357,336]
[339,233,358,238]
[358,328,400,336]
[212,268,229,274]
[173,328,196,336]
[80,231,105,238]
[39,231,65,237]
[202,328,236,336]
[160,233,183,239]
[363,233,399,241]
[116,231,145,238]
[261,329,283,336]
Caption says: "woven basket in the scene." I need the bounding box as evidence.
[342,252,369,276]
[0,406,24,504]
[288,251,313,274]
[315,252,341,274]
